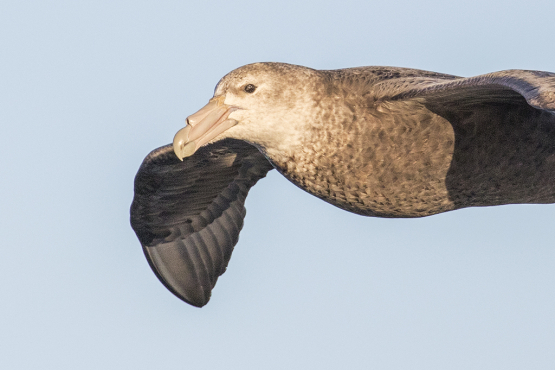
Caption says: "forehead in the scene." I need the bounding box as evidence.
[214,63,316,95]
[214,64,278,94]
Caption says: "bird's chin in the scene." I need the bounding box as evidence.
[173,95,240,160]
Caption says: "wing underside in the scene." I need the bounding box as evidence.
[131,139,273,307]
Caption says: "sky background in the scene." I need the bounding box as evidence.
[1,1,554,369]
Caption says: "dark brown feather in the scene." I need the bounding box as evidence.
[130,139,273,307]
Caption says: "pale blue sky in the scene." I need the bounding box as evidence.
[1,1,554,369]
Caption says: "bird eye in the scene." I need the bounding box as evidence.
[244,84,256,93]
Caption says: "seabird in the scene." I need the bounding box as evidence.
[131,62,555,307]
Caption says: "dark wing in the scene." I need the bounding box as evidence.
[371,69,555,113]
[368,68,555,209]
[130,139,274,307]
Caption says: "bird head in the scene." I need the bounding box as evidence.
[173,62,321,160]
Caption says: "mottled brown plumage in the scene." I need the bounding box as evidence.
[131,63,555,307]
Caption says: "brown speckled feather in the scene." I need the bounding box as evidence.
[270,67,555,218]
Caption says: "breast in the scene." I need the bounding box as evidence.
[271,100,458,218]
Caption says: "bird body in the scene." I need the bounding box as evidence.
[268,96,457,218]
[131,63,555,307]
[274,89,555,218]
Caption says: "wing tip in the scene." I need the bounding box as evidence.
[142,244,214,308]
[177,292,211,308]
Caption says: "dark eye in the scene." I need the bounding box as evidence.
[244,84,256,93]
